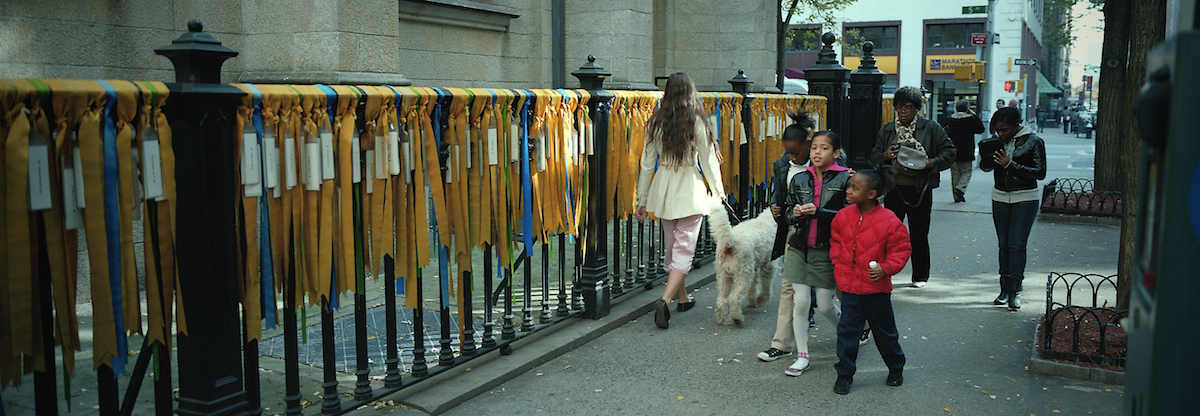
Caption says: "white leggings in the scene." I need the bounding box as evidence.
[791,283,840,355]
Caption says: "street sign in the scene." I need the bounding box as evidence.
[963,5,987,14]
[1013,58,1037,66]
[971,33,988,46]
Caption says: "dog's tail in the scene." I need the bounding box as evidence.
[707,206,734,245]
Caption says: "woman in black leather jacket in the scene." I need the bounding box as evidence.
[980,107,1046,311]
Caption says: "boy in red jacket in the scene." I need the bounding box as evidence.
[828,168,912,395]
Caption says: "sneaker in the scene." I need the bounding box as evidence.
[911,281,927,288]
[757,348,791,362]
[859,328,871,346]
[886,369,904,386]
[833,376,853,395]
[784,358,811,377]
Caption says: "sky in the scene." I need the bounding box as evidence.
[1067,1,1104,101]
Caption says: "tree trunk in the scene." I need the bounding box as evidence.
[1117,0,1167,311]
[1093,0,1131,192]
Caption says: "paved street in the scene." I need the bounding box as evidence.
[428,128,1122,415]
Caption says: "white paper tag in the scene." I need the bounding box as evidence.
[739,122,749,145]
[535,130,547,172]
[72,142,86,208]
[579,114,588,156]
[351,137,361,183]
[403,140,414,175]
[62,165,81,229]
[810,113,821,131]
[320,131,335,181]
[265,139,279,190]
[27,137,52,211]
[283,136,297,190]
[388,127,401,175]
[759,117,766,142]
[142,138,164,200]
[242,131,261,186]
[465,134,473,169]
[304,141,321,191]
[487,126,499,166]
[585,121,594,156]
[365,152,375,194]
[375,133,387,180]
[510,121,519,162]
[445,145,454,184]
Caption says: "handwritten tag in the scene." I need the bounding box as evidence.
[388,126,401,175]
[320,130,335,180]
[365,152,375,193]
[27,131,52,211]
[351,137,361,184]
[535,130,547,172]
[283,136,297,190]
[510,121,519,162]
[72,141,86,208]
[375,132,387,180]
[242,130,261,186]
[487,126,499,166]
[303,141,320,191]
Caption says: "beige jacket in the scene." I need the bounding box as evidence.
[635,118,725,220]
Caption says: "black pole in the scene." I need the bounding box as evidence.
[571,56,614,319]
[147,205,173,416]
[522,243,535,331]
[556,234,570,317]
[383,255,402,388]
[540,242,552,323]
[461,268,477,356]
[320,299,340,414]
[804,32,851,142]
[502,264,516,340]
[847,41,888,171]
[34,216,57,416]
[283,246,301,416]
[411,268,428,377]
[156,19,248,416]
[483,244,497,347]
[611,206,623,296]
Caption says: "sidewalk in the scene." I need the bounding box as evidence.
[358,155,1122,415]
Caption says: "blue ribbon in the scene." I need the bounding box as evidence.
[432,88,450,306]
[96,80,128,374]
[242,84,277,331]
[315,84,339,303]
[520,92,534,254]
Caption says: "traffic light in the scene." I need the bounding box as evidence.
[1017,80,1024,93]
[1004,80,1015,92]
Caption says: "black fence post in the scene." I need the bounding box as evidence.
[571,56,613,319]
[154,19,249,416]
[805,32,851,142]
[730,71,753,220]
[847,41,887,170]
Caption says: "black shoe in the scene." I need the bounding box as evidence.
[677,298,696,312]
[859,328,871,346]
[833,376,853,395]
[1008,292,1022,311]
[654,299,670,329]
[886,369,904,386]
[993,291,1009,305]
[953,189,965,202]
[757,348,791,362]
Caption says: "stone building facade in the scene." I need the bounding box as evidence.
[1,0,781,92]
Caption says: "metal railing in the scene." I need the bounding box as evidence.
[1041,272,1127,367]
[1040,178,1123,218]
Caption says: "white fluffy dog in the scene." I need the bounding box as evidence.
[708,207,778,326]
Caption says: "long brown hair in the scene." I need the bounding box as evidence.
[645,72,716,166]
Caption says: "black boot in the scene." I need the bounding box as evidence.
[993,276,1009,305]
[1008,278,1022,311]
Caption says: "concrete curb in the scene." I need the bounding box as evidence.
[1037,213,1121,227]
[1029,316,1125,386]
[349,263,717,415]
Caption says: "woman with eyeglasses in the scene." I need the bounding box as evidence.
[869,86,956,289]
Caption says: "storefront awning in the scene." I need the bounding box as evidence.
[1038,72,1063,96]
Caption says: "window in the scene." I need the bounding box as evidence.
[853,25,898,51]
[786,26,822,52]
[926,23,985,49]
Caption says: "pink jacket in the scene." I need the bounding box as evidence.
[829,204,912,295]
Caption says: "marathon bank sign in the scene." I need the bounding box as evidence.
[926,55,977,74]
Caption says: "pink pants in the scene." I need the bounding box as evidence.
[660,214,704,275]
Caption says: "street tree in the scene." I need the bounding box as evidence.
[775,0,857,92]
[1088,0,1166,310]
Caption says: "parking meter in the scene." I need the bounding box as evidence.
[1125,32,1200,415]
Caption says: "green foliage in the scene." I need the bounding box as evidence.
[782,0,857,27]
[1044,0,1080,49]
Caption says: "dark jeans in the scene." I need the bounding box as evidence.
[992,199,1039,286]
[885,184,932,282]
[835,293,905,377]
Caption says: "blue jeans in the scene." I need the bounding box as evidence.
[992,200,1039,286]
[835,293,905,377]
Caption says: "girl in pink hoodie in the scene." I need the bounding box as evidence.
[828,167,912,395]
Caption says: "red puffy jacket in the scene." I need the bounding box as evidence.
[829,204,912,295]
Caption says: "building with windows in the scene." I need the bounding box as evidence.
[785,0,1045,124]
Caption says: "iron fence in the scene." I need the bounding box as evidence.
[1040,178,1123,218]
[1041,272,1127,367]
